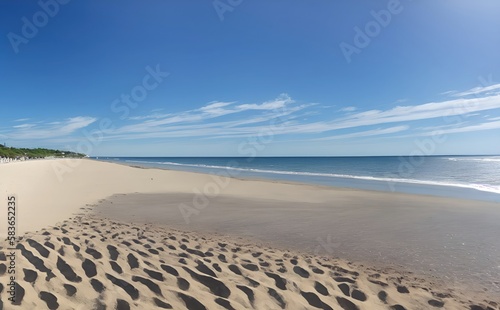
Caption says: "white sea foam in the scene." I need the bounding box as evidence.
[445,157,500,163]
[123,160,500,195]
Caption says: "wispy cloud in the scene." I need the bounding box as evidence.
[4,84,500,147]
[198,101,236,115]
[421,120,500,136]
[3,116,96,140]
[13,118,30,122]
[102,91,500,141]
[115,94,296,136]
[314,125,409,141]
[451,83,500,97]
[340,106,357,112]
[321,95,500,130]
[128,113,172,121]
[440,90,457,96]
[13,124,36,129]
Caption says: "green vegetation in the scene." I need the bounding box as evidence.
[0,144,85,159]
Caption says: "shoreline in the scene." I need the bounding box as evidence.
[98,158,500,203]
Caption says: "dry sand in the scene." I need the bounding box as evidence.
[0,159,499,309]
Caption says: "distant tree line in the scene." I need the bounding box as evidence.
[0,144,85,159]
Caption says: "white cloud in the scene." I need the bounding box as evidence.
[8,86,500,146]
[13,124,35,129]
[197,101,236,116]
[59,117,96,133]
[103,92,500,141]
[235,94,293,111]
[129,94,294,125]
[452,83,500,97]
[128,113,172,120]
[314,126,409,141]
[106,104,309,141]
[440,90,457,96]
[425,120,500,135]
[115,94,296,135]
[319,94,500,131]
[340,106,357,112]
[199,101,235,112]
[4,116,96,140]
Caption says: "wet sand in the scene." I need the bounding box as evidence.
[94,192,500,296]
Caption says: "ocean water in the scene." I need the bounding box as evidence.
[96,156,500,202]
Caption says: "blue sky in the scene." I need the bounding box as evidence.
[1,0,500,156]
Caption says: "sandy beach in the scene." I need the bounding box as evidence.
[1,159,499,309]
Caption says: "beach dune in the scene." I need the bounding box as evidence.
[0,159,499,309]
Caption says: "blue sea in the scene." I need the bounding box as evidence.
[95,156,500,202]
